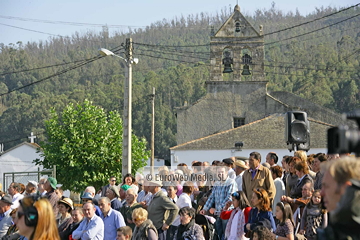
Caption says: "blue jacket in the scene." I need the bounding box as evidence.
[244,207,276,233]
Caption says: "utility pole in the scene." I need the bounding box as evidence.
[150,87,155,175]
[123,38,133,177]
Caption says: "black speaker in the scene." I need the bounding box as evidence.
[285,111,310,151]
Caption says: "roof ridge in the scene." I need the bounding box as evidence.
[170,115,277,150]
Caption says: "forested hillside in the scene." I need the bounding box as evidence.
[0,4,359,160]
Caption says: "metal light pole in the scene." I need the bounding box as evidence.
[99,38,138,177]
[150,87,155,175]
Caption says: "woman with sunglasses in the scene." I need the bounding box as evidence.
[245,188,276,236]
[15,195,60,240]
[221,191,252,240]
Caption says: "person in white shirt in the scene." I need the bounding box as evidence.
[234,160,249,191]
[7,182,23,209]
[266,152,279,167]
[270,165,286,216]
[223,158,236,180]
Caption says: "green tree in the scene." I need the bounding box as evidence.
[34,99,149,191]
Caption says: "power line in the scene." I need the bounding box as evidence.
[0,49,125,76]
[136,45,358,72]
[264,3,360,36]
[0,23,121,44]
[134,4,360,49]
[0,46,124,97]
[0,15,146,28]
[266,13,360,45]
[138,52,354,80]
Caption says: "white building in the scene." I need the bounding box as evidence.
[0,141,44,191]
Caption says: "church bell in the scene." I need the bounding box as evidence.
[223,64,233,73]
[235,22,241,32]
[242,65,251,75]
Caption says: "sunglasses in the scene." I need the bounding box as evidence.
[232,192,240,200]
[110,180,116,182]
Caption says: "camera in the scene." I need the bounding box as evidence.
[327,109,360,155]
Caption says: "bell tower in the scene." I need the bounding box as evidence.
[209,5,265,82]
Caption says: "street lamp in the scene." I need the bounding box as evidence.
[99,39,138,178]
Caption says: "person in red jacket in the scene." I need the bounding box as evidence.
[221,191,252,240]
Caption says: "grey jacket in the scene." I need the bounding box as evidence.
[147,190,179,229]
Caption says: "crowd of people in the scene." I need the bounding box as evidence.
[0,151,359,240]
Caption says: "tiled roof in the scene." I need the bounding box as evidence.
[171,114,333,150]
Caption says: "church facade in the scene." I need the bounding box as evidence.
[171,5,344,166]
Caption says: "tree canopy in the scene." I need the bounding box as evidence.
[34,99,150,191]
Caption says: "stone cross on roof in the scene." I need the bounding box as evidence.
[28,132,36,143]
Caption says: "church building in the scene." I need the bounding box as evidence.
[171,5,345,165]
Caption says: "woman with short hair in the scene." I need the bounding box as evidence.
[131,208,158,240]
[173,207,205,240]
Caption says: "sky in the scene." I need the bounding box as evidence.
[0,0,358,45]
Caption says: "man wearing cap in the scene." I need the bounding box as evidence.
[119,185,130,207]
[7,182,23,209]
[44,177,60,216]
[106,186,122,211]
[98,197,126,240]
[234,159,249,191]
[137,180,152,208]
[242,152,276,205]
[0,194,13,237]
[147,180,178,240]
[25,181,38,196]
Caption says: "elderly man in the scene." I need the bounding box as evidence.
[137,180,152,208]
[120,188,142,230]
[106,186,122,211]
[234,160,249,191]
[25,181,38,196]
[282,182,313,212]
[0,195,13,238]
[72,202,104,240]
[98,197,126,240]
[147,180,178,240]
[7,182,23,209]
[44,177,60,216]
[242,151,276,204]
